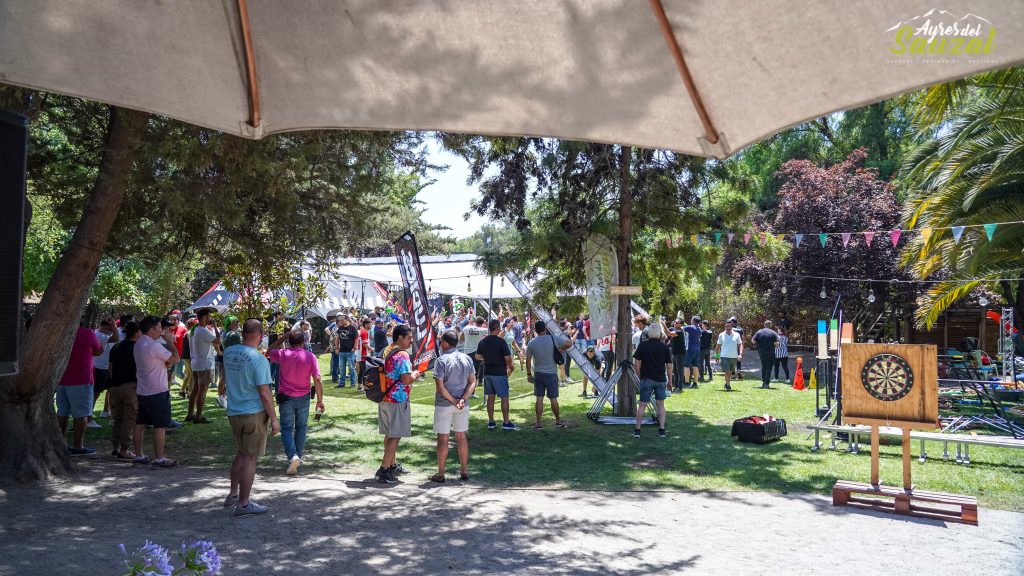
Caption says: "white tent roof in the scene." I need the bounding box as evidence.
[3,1,1021,158]
[312,254,523,301]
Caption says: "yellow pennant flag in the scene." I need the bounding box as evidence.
[920,227,933,243]
[808,367,817,390]
[775,233,785,242]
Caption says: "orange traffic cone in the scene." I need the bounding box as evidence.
[792,357,805,390]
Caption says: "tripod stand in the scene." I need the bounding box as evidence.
[587,361,658,425]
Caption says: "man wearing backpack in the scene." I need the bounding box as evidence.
[525,321,573,429]
[376,324,422,484]
[429,330,476,483]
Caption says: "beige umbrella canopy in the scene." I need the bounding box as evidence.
[1,0,1022,158]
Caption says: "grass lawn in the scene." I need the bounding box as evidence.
[82,355,1024,511]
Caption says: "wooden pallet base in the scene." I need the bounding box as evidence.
[833,480,978,525]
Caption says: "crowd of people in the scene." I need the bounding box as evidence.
[55,302,796,516]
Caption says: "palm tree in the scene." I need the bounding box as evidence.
[900,66,1024,330]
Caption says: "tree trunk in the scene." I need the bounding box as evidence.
[0,107,147,483]
[614,145,635,417]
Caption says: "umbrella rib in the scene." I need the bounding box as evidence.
[648,0,719,145]
[236,0,261,128]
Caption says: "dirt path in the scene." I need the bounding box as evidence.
[1,461,1021,575]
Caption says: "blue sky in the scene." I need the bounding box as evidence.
[417,141,489,239]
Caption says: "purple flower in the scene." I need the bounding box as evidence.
[120,540,173,576]
[180,539,222,575]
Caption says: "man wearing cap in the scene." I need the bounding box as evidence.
[580,344,602,398]
[372,319,388,356]
[133,316,181,468]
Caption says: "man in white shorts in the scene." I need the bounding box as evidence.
[429,330,477,483]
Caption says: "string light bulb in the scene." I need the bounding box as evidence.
[781,285,787,295]
[819,282,827,299]
[500,276,505,287]
[978,295,989,307]
[867,289,876,304]
[467,276,472,292]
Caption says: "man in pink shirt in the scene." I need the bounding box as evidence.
[57,322,103,455]
[133,316,180,468]
[267,330,324,475]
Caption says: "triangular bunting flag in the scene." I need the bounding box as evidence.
[795,233,803,247]
[743,233,751,246]
[665,238,672,248]
[951,226,965,244]
[727,233,735,245]
[775,233,785,242]
[691,234,699,246]
[841,232,851,247]
[759,232,767,245]
[984,223,997,241]
[890,229,901,246]
[920,227,933,243]
[818,233,827,248]
[714,231,722,244]
[863,231,875,246]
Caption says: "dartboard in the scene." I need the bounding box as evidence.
[860,353,914,401]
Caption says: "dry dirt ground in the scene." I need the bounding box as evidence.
[1,460,1022,575]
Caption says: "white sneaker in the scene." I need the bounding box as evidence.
[234,500,268,516]
[98,411,111,418]
[286,455,301,475]
[216,395,228,409]
[86,419,102,429]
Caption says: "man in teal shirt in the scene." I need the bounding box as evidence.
[223,318,279,517]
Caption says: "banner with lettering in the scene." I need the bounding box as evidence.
[584,236,618,340]
[394,231,438,369]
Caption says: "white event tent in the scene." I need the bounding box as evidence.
[303,254,522,319]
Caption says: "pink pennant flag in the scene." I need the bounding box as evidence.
[841,232,851,247]
[743,233,751,246]
[863,231,875,246]
[890,229,901,246]
[759,232,767,245]
[665,238,671,248]
[727,233,735,245]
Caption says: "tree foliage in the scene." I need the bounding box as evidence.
[21,93,451,311]
[901,66,1024,329]
[730,149,912,326]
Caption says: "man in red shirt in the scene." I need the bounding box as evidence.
[168,311,188,389]
[57,322,104,455]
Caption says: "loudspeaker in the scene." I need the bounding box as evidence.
[0,110,28,376]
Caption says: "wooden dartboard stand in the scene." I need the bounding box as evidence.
[833,343,978,524]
